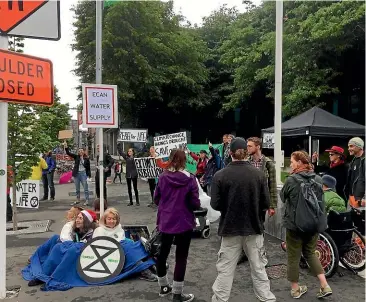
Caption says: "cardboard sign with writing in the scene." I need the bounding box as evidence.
[9,180,40,209]
[134,157,163,179]
[58,130,73,140]
[154,132,187,158]
[82,83,118,128]
[118,129,147,143]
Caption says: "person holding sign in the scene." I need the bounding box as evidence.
[96,144,115,202]
[117,144,140,206]
[64,142,91,206]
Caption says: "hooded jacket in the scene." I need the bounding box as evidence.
[154,170,200,234]
[280,171,323,232]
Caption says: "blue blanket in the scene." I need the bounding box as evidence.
[22,235,155,291]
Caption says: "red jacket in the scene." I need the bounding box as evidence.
[190,152,207,176]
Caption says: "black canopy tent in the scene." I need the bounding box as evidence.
[261,107,365,153]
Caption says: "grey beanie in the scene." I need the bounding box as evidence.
[348,137,364,149]
[322,175,337,189]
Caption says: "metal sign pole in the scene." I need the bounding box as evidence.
[96,0,104,216]
[274,0,283,185]
[0,35,8,299]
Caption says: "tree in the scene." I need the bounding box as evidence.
[72,0,208,133]
[220,1,365,118]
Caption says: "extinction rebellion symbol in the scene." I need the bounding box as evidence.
[77,236,125,284]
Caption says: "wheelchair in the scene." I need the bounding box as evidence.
[310,207,365,278]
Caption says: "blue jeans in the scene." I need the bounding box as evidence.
[74,171,89,202]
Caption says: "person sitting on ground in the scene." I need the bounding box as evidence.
[93,207,125,241]
[322,175,347,214]
[60,206,84,242]
[93,198,108,220]
[72,210,97,243]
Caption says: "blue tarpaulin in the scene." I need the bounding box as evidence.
[22,235,154,291]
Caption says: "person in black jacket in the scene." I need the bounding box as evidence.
[312,146,348,202]
[210,137,275,302]
[95,144,114,202]
[117,144,139,206]
[64,142,91,206]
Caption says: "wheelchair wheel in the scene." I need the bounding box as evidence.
[340,229,365,272]
[315,232,339,278]
[202,228,211,239]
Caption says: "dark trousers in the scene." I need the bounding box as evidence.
[157,230,192,282]
[147,178,156,201]
[126,177,139,204]
[7,194,12,222]
[95,172,107,200]
[113,173,122,183]
[42,172,55,199]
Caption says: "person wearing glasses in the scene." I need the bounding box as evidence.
[312,146,348,202]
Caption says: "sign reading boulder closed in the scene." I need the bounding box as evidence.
[77,236,125,284]
[0,49,53,106]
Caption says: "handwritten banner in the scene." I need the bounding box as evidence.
[9,180,40,209]
[154,132,187,158]
[118,129,148,143]
[134,157,163,178]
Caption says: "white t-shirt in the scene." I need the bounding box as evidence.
[92,224,126,242]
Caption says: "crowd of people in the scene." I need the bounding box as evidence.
[18,133,365,301]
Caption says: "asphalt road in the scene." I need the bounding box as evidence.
[5,181,366,302]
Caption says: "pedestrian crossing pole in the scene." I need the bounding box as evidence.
[274,0,283,185]
[0,35,8,299]
[96,0,105,216]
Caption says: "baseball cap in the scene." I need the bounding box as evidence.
[230,137,247,152]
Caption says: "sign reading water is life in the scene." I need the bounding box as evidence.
[82,83,118,128]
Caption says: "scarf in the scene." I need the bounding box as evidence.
[291,165,313,175]
[330,159,345,169]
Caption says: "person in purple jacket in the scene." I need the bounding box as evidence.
[154,149,201,302]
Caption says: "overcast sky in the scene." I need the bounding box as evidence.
[23,0,260,119]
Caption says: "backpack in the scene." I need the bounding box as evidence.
[144,227,162,257]
[202,157,224,186]
[292,175,327,234]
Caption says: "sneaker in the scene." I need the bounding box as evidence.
[159,285,173,297]
[139,269,158,282]
[28,279,44,287]
[136,203,140,206]
[50,198,55,202]
[317,285,332,299]
[127,203,133,206]
[83,201,89,206]
[40,198,48,202]
[71,201,80,206]
[173,293,194,302]
[291,285,307,299]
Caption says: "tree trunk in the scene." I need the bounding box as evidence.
[12,175,17,231]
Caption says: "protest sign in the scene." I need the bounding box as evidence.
[134,157,163,178]
[58,130,73,140]
[262,132,275,149]
[154,132,187,158]
[118,129,147,143]
[9,180,40,209]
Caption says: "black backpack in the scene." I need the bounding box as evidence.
[144,227,162,257]
[291,175,327,234]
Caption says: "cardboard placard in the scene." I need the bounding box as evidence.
[58,130,73,140]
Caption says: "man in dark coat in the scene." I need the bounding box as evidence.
[210,137,275,302]
[95,144,114,201]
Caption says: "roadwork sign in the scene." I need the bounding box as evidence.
[0,0,60,41]
[82,83,118,129]
[0,49,54,106]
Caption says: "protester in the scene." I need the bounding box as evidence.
[60,206,84,242]
[154,149,200,302]
[113,161,122,184]
[117,145,139,206]
[147,146,158,208]
[156,149,178,170]
[93,198,108,220]
[221,134,229,162]
[188,148,208,181]
[345,137,365,208]
[322,175,347,213]
[281,151,332,299]
[96,144,114,202]
[223,134,235,166]
[41,152,56,201]
[30,155,48,181]
[201,142,225,196]
[210,137,276,302]
[312,146,348,201]
[93,207,125,241]
[72,210,97,243]
[64,142,91,206]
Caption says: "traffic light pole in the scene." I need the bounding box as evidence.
[0,35,9,299]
